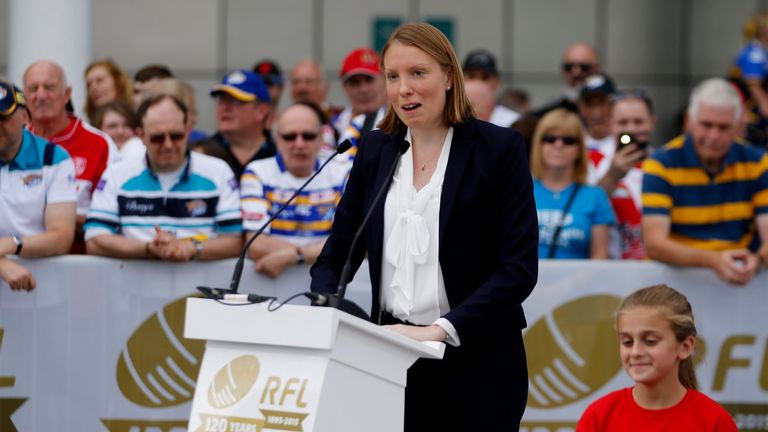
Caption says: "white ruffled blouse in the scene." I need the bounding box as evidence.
[380,127,460,346]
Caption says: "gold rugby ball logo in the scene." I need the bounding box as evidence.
[208,355,260,408]
[524,295,622,408]
[116,296,205,407]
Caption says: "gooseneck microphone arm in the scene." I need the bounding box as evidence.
[335,140,410,302]
[226,139,353,294]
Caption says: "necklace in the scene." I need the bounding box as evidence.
[420,164,426,171]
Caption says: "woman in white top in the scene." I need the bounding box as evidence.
[311,23,538,430]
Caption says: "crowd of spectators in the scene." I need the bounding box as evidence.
[2,13,768,291]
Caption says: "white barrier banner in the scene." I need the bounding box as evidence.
[0,257,766,431]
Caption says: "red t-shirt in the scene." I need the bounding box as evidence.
[577,387,737,432]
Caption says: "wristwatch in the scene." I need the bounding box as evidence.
[11,235,23,255]
[190,239,203,260]
[295,248,306,265]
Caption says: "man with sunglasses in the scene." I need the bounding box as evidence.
[240,102,351,278]
[533,43,601,116]
[84,95,243,261]
[0,81,77,291]
[202,70,276,182]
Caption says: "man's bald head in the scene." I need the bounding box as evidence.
[23,60,72,126]
[290,60,328,105]
[465,80,495,122]
[562,43,600,88]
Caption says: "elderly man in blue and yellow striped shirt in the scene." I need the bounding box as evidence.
[642,78,768,285]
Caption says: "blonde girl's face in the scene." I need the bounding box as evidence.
[617,306,694,388]
[383,41,451,131]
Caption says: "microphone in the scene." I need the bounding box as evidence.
[304,292,370,320]
[197,286,274,303]
[201,139,353,299]
[316,140,410,317]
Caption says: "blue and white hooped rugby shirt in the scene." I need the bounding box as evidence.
[84,151,242,242]
[0,130,76,237]
[241,153,351,246]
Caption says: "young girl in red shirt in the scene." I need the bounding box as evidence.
[577,284,737,431]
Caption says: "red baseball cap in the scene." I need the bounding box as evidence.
[340,48,381,82]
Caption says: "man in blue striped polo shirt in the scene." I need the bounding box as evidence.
[85,94,242,261]
[642,78,768,285]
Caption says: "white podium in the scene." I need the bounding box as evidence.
[183,297,445,432]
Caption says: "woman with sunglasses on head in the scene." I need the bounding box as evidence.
[531,108,615,259]
[311,23,538,430]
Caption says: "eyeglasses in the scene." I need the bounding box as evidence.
[148,131,186,144]
[280,132,319,142]
[542,134,579,146]
[562,62,594,73]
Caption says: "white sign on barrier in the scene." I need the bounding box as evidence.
[0,257,766,431]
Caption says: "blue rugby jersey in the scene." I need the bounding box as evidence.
[84,152,242,242]
[1,130,76,237]
[240,153,351,246]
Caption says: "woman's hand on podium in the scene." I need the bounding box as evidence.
[384,324,447,342]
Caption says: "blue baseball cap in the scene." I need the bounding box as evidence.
[0,80,27,118]
[210,69,271,104]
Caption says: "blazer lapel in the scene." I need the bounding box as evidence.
[367,132,402,278]
[439,120,476,245]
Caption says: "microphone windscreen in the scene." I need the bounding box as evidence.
[336,139,353,154]
[399,140,410,154]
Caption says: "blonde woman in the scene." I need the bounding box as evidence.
[531,108,614,259]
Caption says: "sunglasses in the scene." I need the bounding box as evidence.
[542,134,579,146]
[281,132,319,142]
[562,62,593,73]
[148,132,186,144]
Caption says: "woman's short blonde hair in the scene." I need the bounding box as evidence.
[529,108,588,183]
[378,22,473,134]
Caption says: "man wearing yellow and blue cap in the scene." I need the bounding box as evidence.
[201,70,276,182]
[0,80,76,291]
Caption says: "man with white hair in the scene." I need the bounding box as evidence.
[642,78,768,285]
[23,60,116,252]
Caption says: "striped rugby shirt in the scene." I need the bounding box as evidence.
[642,134,768,251]
[84,152,242,242]
[241,153,351,246]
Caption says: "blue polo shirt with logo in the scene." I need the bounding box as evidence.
[0,129,76,237]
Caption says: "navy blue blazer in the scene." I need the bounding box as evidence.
[310,117,538,343]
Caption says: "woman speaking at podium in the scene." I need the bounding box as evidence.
[311,22,538,430]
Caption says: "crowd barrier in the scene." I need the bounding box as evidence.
[0,257,766,431]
